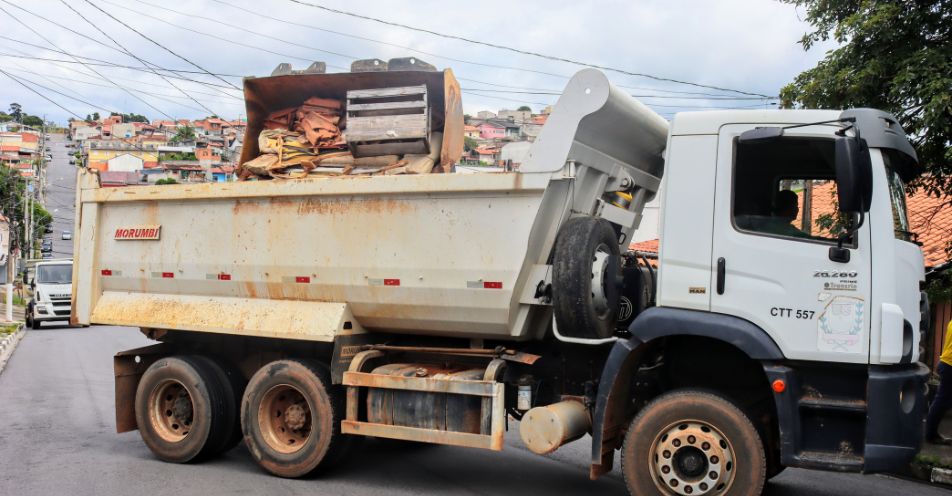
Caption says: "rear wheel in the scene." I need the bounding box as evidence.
[134,355,237,463]
[621,390,766,496]
[241,359,349,478]
[552,216,622,339]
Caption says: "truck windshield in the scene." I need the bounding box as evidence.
[36,265,72,284]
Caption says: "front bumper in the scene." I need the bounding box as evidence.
[864,362,929,472]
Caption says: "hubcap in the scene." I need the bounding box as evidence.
[591,246,612,316]
[650,421,735,496]
[258,384,311,454]
[149,379,193,442]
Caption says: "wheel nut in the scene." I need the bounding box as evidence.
[673,439,681,447]
[685,486,693,494]
[662,465,671,474]
[663,450,671,459]
[687,435,696,444]
[699,483,709,491]
[710,455,719,464]
[702,442,710,450]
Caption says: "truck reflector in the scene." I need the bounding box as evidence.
[484,281,503,289]
[218,273,231,281]
[162,272,174,279]
[384,278,400,286]
[295,276,311,283]
[101,269,112,276]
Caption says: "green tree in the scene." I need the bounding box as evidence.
[0,112,10,123]
[155,178,178,185]
[779,0,952,197]
[517,105,532,112]
[171,125,196,144]
[464,136,478,151]
[21,115,43,127]
[8,103,22,122]
[91,112,100,121]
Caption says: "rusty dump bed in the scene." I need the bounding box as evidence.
[71,69,668,343]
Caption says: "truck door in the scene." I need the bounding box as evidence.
[711,125,872,364]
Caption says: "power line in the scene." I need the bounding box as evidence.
[59,0,221,117]
[0,0,238,101]
[98,0,348,71]
[285,0,773,98]
[214,0,751,99]
[81,0,242,91]
[132,0,359,62]
[0,51,242,91]
[0,68,82,119]
[2,69,117,115]
[0,3,176,120]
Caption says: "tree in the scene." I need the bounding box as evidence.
[155,178,178,185]
[91,112,100,121]
[0,112,10,123]
[464,136,479,151]
[21,115,43,127]
[170,125,196,144]
[517,105,532,112]
[779,0,952,198]
[8,103,22,122]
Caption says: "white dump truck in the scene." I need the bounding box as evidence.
[72,62,927,496]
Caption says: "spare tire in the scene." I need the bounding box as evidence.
[552,216,621,339]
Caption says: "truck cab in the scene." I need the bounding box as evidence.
[28,260,73,329]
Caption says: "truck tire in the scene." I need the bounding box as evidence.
[241,359,349,478]
[621,390,766,496]
[552,216,621,339]
[194,355,244,455]
[134,355,236,463]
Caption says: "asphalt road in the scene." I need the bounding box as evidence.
[0,325,946,496]
[41,133,77,258]
[1,137,942,495]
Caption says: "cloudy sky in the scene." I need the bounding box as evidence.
[0,0,835,124]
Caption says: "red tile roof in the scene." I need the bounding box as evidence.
[629,239,659,254]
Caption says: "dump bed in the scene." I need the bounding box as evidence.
[71,68,668,343]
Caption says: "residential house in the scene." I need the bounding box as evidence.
[210,164,236,182]
[477,121,506,140]
[463,125,480,139]
[475,145,500,163]
[476,110,496,120]
[158,161,207,182]
[111,123,136,139]
[497,109,532,124]
[195,145,222,164]
[72,125,101,142]
[86,141,159,171]
[194,118,230,136]
[99,170,145,187]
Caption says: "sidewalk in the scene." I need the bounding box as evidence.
[0,291,26,324]
[914,416,952,484]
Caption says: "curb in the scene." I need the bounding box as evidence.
[933,467,952,485]
[0,323,25,377]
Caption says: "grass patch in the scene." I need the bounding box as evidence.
[12,295,25,306]
[0,323,19,337]
[914,454,952,471]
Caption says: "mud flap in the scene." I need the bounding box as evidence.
[113,343,174,433]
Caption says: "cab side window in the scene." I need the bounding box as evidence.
[733,137,846,243]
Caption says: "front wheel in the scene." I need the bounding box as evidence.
[621,390,766,496]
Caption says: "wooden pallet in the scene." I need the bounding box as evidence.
[345,85,430,157]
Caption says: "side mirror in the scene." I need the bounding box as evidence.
[29,279,35,289]
[834,136,873,214]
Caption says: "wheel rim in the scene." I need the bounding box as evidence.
[649,420,736,496]
[591,245,612,317]
[257,384,312,454]
[148,379,193,442]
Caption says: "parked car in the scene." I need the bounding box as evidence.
[44,224,53,234]
[69,159,75,165]
[41,240,52,253]
[61,230,72,240]
[41,252,53,259]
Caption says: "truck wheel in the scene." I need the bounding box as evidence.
[241,359,348,478]
[552,216,621,339]
[195,356,244,455]
[134,355,236,463]
[621,390,766,496]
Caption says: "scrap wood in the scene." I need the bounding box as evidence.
[264,107,296,130]
[295,111,342,148]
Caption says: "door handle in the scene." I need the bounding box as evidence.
[716,257,726,295]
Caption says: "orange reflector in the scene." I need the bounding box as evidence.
[771,379,786,394]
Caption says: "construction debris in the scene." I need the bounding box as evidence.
[239,88,444,180]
